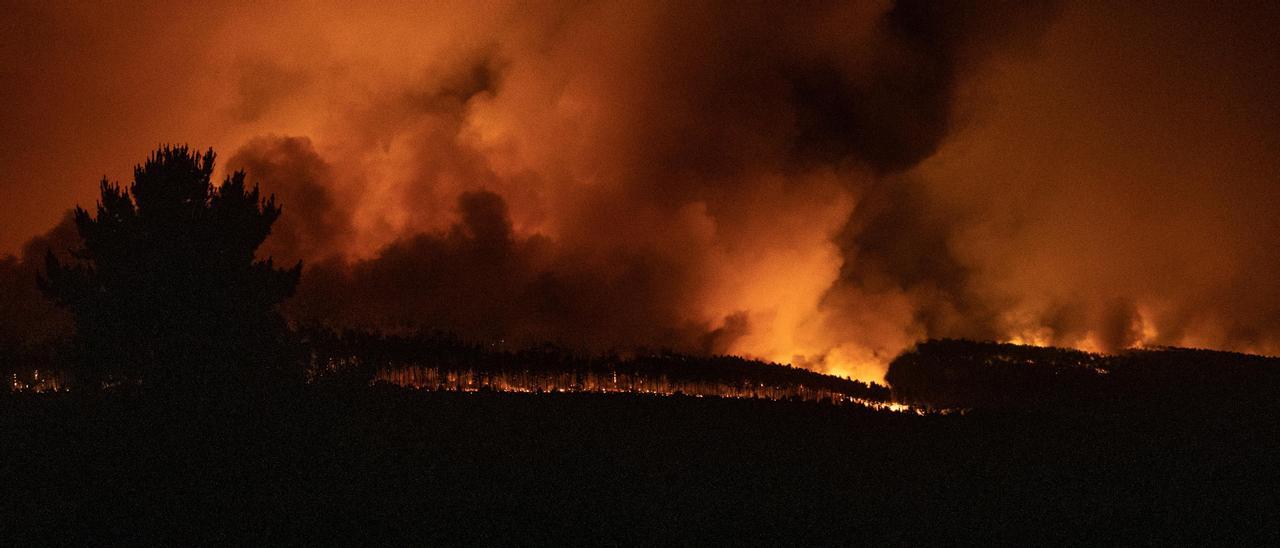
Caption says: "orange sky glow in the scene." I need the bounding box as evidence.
[4,1,1280,382]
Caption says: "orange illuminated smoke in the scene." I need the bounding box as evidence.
[5,2,1280,384]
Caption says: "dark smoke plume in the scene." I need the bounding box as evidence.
[15,2,1280,382]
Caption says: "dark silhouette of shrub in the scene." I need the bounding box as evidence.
[39,146,302,392]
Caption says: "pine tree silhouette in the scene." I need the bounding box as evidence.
[39,146,302,391]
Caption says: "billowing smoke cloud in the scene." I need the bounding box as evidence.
[207,0,1064,378]
[226,136,351,265]
[290,189,717,352]
[883,2,1280,360]
[6,1,1280,382]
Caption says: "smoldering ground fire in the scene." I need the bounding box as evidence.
[4,1,1280,383]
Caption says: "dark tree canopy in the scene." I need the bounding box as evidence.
[40,145,302,390]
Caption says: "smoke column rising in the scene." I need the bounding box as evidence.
[5,1,1280,381]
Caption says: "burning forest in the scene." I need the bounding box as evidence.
[4,1,1280,544]
[6,1,1280,386]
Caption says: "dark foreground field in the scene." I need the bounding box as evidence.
[3,385,1278,545]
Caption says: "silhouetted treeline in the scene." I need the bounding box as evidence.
[887,339,1280,411]
[301,326,890,403]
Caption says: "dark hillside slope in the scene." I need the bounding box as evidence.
[3,387,1278,544]
[886,339,1280,412]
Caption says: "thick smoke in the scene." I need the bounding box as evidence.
[7,1,1280,381]
[290,189,715,352]
[214,0,1063,378]
[226,136,351,265]
[890,2,1280,359]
